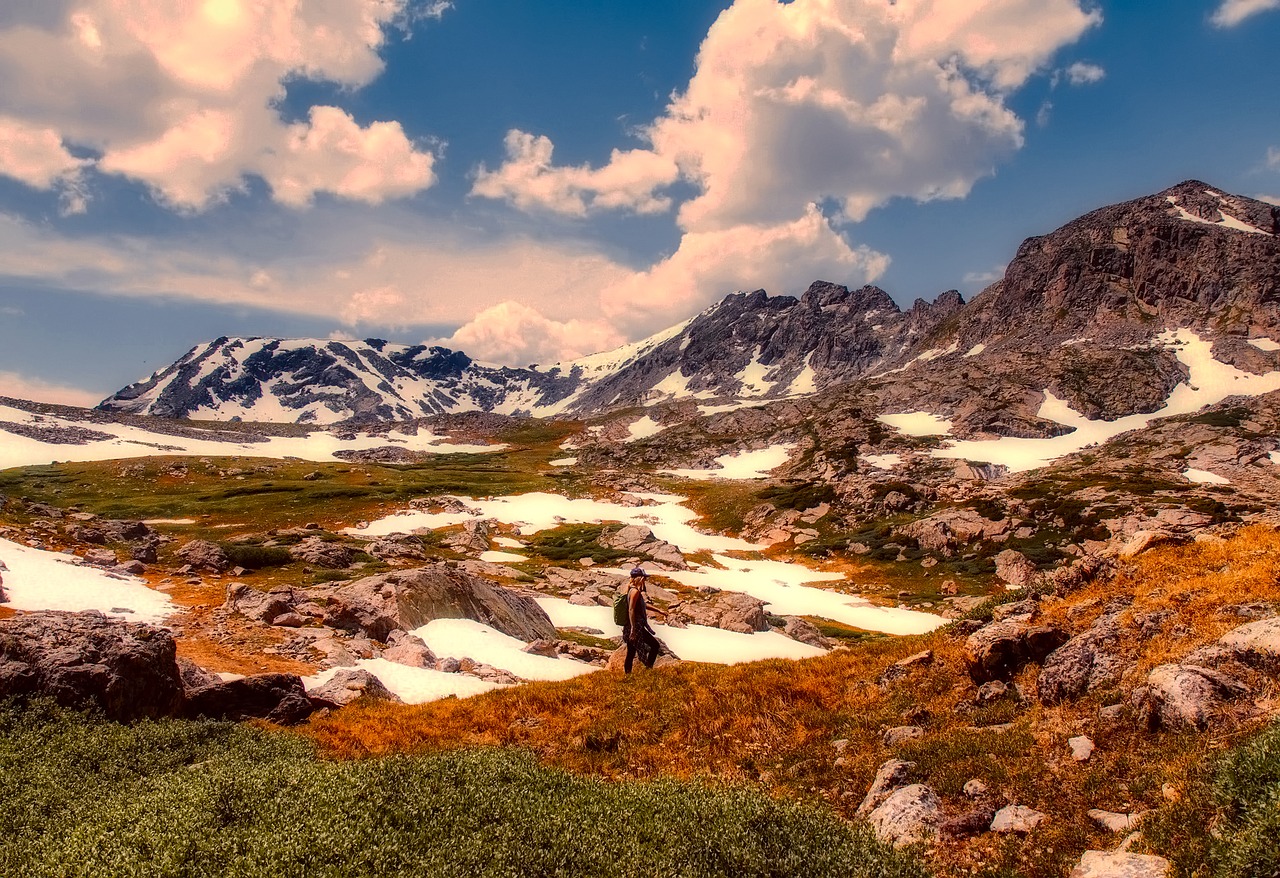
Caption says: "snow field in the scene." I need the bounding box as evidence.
[1183,468,1230,485]
[661,444,795,480]
[0,537,173,623]
[878,411,954,437]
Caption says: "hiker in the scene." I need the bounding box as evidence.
[623,566,662,673]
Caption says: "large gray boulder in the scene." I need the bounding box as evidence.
[307,669,401,708]
[866,784,943,847]
[668,592,768,634]
[1132,664,1248,731]
[965,620,1069,683]
[1218,616,1280,671]
[288,537,354,569]
[0,611,184,721]
[184,673,314,725]
[224,584,300,623]
[600,524,688,569]
[1037,614,1127,704]
[856,759,915,816]
[327,565,556,642]
[176,539,230,572]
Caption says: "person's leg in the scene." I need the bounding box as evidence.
[623,625,637,673]
[640,628,661,668]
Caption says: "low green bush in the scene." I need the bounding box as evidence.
[220,544,294,570]
[0,702,928,878]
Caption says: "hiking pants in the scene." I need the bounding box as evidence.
[623,625,660,673]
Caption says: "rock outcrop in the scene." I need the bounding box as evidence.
[965,620,1069,683]
[1132,664,1248,731]
[326,565,556,642]
[0,611,184,722]
[184,673,315,725]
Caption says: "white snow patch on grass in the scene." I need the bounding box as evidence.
[1249,337,1280,352]
[0,403,502,471]
[549,457,578,466]
[302,658,500,704]
[493,537,525,549]
[478,550,528,563]
[141,518,196,525]
[624,416,665,443]
[0,538,173,623]
[933,330,1280,472]
[660,555,944,636]
[662,444,794,480]
[414,618,599,682]
[352,491,764,554]
[1183,468,1230,485]
[860,453,903,470]
[879,411,954,437]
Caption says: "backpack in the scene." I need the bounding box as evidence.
[613,590,630,626]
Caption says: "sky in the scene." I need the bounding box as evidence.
[0,0,1279,406]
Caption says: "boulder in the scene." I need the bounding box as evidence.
[82,548,118,568]
[176,657,222,691]
[992,599,1039,623]
[668,592,768,634]
[783,616,832,649]
[1117,530,1179,559]
[1087,809,1143,833]
[381,632,437,668]
[883,725,924,747]
[1217,616,1280,671]
[965,620,1069,683]
[0,611,184,721]
[446,518,493,553]
[307,669,401,708]
[1068,851,1170,878]
[600,525,688,569]
[326,566,557,642]
[866,784,943,847]
[176,539,231,573]
[857,758,915,816]
[995,550,1037,587]
[288,537,354,569]
[224,584,299,623]
[990,804,1047,833]
[1037,615,1127,704]
[1133,664,1248,731]
[1068,735,1095,762]
[184,673,314,725]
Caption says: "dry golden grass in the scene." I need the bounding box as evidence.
[176,636,314,676]
[0,606,16,620]
[296,525,1280,877]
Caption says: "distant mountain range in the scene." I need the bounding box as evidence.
[99,181,1280,426]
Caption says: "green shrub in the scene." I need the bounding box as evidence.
[0,702,929,878]
[759,482,837,512]
[220,544,294,570]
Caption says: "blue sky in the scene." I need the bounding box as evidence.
[0,0,1278,405]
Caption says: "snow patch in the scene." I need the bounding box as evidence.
[1167,196,1272,235]
[860,453,903,470]
[662,444,794,480]
[963,343,986,358]
[478,550,528,564]
[302,658,500,704]
[0,538,173,623]
[1183,468,1230,485]
[879,411,954,437]
[624,416,666,443]
[549,457,578,466]
[933,330,1280,472]
[414,618,599,682]
[735,351,776,398]
[1248,337,1280,352]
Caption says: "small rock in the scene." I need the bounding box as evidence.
[307,669,401,708]
[856,758,915,816]
[271,612,307,628]
[990,804,1047,834]
[1217,616,1280,671]
[113,560,146,575]
[976,680,1011,704]
[962,779,989,798]
[883,725,924,747]
[82,548,117,567]
[1068,850,1170,878]
[994,550,1037,588]
[866,784,942,847]
[1069,735,1095,762]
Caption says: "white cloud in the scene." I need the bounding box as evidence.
[1211,0,1280,27]
[474,0,1098,231]
[0,115,85,189]
[963,264,1006,286]
[1062,62,1106,85]
[600,205,890,331]
[0,371,106,407]
[442,302,625,366]
[472,130,678,216]
[1267,146,1280,170]
[0,1,440,210]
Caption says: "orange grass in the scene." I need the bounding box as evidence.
[296,526,1280,876]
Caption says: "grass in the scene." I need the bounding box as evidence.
[0,701,926,878]
[297,526,1280,878]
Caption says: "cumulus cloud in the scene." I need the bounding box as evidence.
[1059,62,1106,86]
[472,130,679,216]
[0,370,106,407]
[0,1,439,210]
[442,302,625,366]
[473,0,1099,231]
[1211,0,1280,27]
[963,264,1007,286]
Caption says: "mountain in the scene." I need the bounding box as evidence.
[99,180,1280,426]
